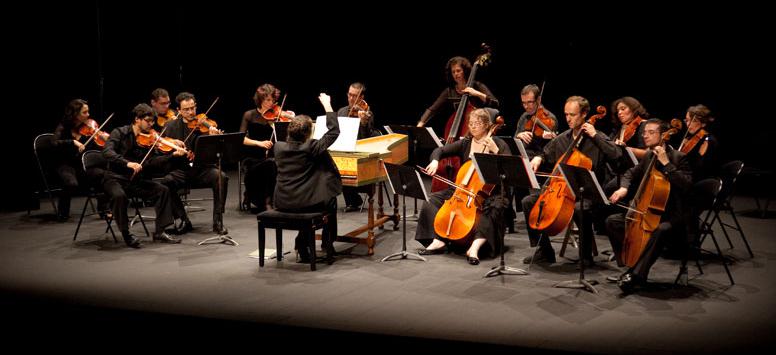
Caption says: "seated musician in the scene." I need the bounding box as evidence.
[150,88,177,131]
[161,92,229,235]
[415,108,511,265]
[102,104,185,247]
[680,104,720,183]
[521,96,621,265]
[605,118,693,293]
[273,93,341,263]
[336,82,380,212]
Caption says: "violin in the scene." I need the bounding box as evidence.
[136,129,187,155]
[679,128,707,154]
[528,106,606,236]
[262,104,295,122]
[73,113,114,147]
[621,119,682,267]
[620,116,644,143]
[156,109,178,127]
[347,98,369,118]
[523,82,556,138]
[187,113,220,133]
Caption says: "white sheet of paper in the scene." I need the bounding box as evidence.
[314,116,360,151]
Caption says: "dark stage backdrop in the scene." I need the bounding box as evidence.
[5,2,772,211]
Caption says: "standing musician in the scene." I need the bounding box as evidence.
[51,99,109,221]
[150,88,177,131]
[102,103,185,247]
[415,108,511,265]
[336,82,380,212]
[514,84,558,158]
[273,93,341,263]
[521,96,621,265]
[416,56,499,128]
[680,104,720,182]
[162,92,229,235]
[605,118,692,293]
[240,83,284,212]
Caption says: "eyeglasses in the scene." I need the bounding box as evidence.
[468,121,487,128]
[142,117,155,123]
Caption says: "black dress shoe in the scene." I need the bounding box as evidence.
[618,272,642,294]
[123,234,142,248]
[467,256,480,265]
[175,220,194,235]
[153,232,181,244]
[523,248,556,264]
[343,205,360,213]
[418,247,445,255]
[212,221,228,235]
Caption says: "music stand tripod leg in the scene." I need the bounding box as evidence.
[553,187,598,294]
[485,178,527,277]
[381,189,426,262]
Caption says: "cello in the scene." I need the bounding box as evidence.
[620,119,682,267]
[528,106,607,236]
[431,115,504,241]
[432,43,492,192]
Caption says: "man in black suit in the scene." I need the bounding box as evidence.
[274,93,342,262]
[605,118,693,293]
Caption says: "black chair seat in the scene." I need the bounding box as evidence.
[257,210,333,271]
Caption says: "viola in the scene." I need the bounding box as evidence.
[156,109,178,127]
[187,113,220,133]
[433,43,492,193]
[74,113,114,147]
[136,129,187,155]
[620,116,644,143]
[528,106,606,236]
[621,119,683,267]
[262,104,295,122]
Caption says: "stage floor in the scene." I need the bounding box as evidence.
[2,171,774,354]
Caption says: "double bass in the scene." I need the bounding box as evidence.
[620,119,682,267]
[528,106,607,236]
[432,116,504,241]
[432,43,492,192]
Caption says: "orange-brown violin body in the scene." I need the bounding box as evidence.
[524,106,556,138]
[75,118,110,147]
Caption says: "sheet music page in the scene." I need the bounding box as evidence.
[588,169,610,205]
[314,116,360,151]
[514,139,539,189]
[426,127,443,147]
[384,125,394,134]
[416,170,430,201]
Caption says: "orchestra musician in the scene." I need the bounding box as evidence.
[415,108,511,265]
[239,84,282,212]
[336,82,380,212]
[514,84,558,159]
[680,104,720,182]
[51,99,106,221]
[416,56,499,128]
[605,118,693,293]
[273,93,341,263]
[162,92,229,235]
[150,88,177,130]
[102,103,185,247]
[521,96,621,265]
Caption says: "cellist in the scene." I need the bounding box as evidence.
[520,96,621,265]
[605,118,692,293]
[415,108,510,265]
[416,56,499,129]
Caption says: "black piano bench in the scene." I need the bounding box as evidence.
[257,210,333,271]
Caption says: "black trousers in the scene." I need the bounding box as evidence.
[163,166,228,223]
[102,175,174,235]
[277,197,338,254]
[606,214,682,279]
[243,157,276,211]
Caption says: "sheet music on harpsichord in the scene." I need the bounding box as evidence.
[313,116,360,151]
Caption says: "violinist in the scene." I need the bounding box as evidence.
[514,84,558,158]
[415,108,511,265]
[239,84,281,212]
[51,99,107,221]
[162,92,229,235]
[336,82,380,212]
[520,96,621,265]
[680,104,720,182]
[604,118,692,293]
[102,103,185,247]
[273,93,341,263]
[150,88,177,130]
[416,56,499,128]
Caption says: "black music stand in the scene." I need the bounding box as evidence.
[380,162,429,262]
[472,153,540,278]
[386,125,443,218]
[193,132,246,246]
[553,163,610,294]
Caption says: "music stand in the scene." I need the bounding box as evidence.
[386,125,443,218]
[192,132,246,246]
[380,162,429,262]
[553,163,610,294]
[471,153,540,278]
